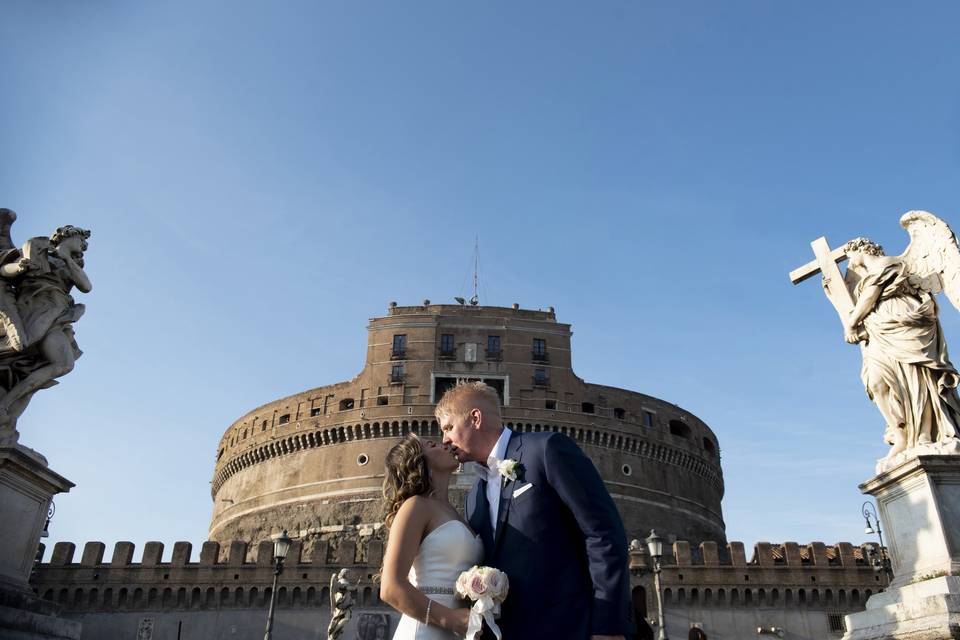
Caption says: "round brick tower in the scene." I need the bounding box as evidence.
[209,303,725,552]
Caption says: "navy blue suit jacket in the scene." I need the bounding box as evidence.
[466,430,634,638]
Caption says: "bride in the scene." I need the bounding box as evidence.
[379,433,481,639]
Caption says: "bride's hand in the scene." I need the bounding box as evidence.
[450,607,471,636]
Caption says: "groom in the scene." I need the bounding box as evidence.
[438,382,633,639]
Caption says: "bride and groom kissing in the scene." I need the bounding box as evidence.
[379,382,634,639]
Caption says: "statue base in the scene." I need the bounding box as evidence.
[0,443,80,639]
[842,576,960,640]
[843,454,960,639]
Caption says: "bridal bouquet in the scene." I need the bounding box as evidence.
[455,565,509,640]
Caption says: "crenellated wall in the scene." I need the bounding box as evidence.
[29,538,882,639]
[625,540,885,638]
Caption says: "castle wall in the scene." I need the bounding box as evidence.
[30,538,883,640]
[208,304,727,548]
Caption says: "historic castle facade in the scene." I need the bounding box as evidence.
[30,303,885,639]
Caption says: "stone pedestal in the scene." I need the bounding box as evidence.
[843,455,960,640]
[0,444,80,639]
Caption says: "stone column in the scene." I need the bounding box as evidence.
[843,455,960,639]
[0,443,81,639]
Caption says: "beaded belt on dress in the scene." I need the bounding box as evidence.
[419,586,456,595]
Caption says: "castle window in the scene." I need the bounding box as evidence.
[391,365,404,384]
[614,407,625,420]
[486,336,501,359]
[391,334,407,359]
[278,414,290,425]
[532,338,548,362]
[339,398,355,411]
[643,410,654,427]
[310,407,321,417]
[218,448,224,460]
[545,399,557,410]
[533,368,548,386]
[581,402,595,414]
[439,334,455,358]
[669,420,691,439]
[377,394,388,406]
[703,437,716,455]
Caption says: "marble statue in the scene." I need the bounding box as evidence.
[0,209,91,445]
[327,568,358,640]
[791,211,960,468]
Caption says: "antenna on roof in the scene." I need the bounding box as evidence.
[455,236,483,306]
[469,236,480,305]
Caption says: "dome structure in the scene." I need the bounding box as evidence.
[209,303,725,549]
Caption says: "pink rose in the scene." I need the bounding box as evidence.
[470,574,488,597]
[456,572,470,597]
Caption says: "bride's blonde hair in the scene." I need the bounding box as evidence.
[381,433,432,530]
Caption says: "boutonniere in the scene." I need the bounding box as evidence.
[497,459,521,482]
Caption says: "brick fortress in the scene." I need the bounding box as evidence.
[30,303,886,639]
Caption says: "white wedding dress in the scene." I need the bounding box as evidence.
[392,519,484,640]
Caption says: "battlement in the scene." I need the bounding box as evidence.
[38,537,384,570]
[628,539,887,601]
[629,540,880,570]
[383,302,558,321]
[30,538,884,615]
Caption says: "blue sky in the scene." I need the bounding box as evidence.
[3,1,960,559]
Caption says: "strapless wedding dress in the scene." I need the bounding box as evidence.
[392,520,484,640]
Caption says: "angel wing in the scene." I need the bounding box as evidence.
[900,210,960,310]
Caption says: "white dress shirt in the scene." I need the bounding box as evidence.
[485,427,512,532]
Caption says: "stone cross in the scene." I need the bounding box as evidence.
[789,236,855,322]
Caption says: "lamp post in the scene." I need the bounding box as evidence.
[646,529,669,640]
[263,529,292,640]
[861,501,892,582]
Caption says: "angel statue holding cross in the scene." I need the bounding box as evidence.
[791,211,960,467]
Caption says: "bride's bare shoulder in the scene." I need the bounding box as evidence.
[395,495,433,520]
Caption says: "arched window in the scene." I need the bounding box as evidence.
[703,437,716,455]
[339,398,355,411]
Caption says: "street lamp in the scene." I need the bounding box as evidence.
[263,529,292,640]
[646,529,669,640]
[861,501,892,582]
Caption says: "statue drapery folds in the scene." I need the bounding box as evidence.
[0,208,91,444]
[839,212,960,463]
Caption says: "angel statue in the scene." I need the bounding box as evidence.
[831,211,960,464]
[327,568,359,640]
[0,208,91,445]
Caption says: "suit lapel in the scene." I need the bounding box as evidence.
[493,431,523,552]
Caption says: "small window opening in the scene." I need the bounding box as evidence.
[581,402,595,414]
[278,414,290,425]
[614,407,625,420]
[669,420,691,438]
[339,398,355,411]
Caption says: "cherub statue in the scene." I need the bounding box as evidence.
[0,209,91,445]
[327,568,359,640]
[840,211,960,463]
